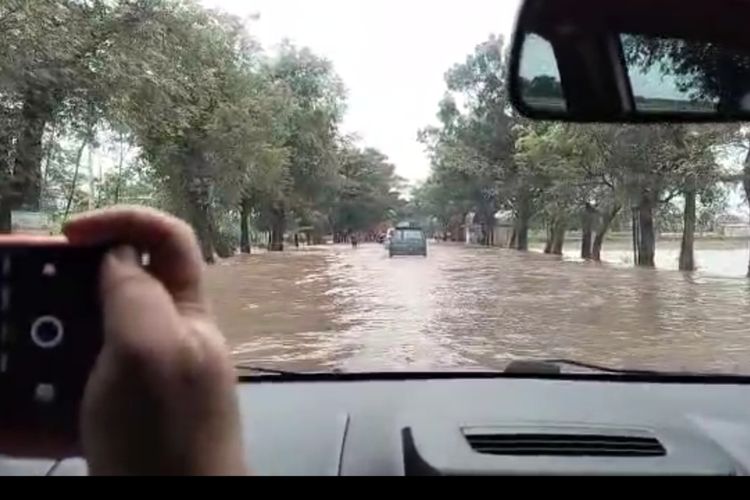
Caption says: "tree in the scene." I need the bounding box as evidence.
[205,65,292,255]
[514,122,600,255]
[328,144,403,239]
[418,34,518,247]
[671,125,731,271]
[576,126,627,262]
[415,30,743,274]
[522,75,563,100]
[622,34,750,112]
[261,42,345,251]
[0,0,119,229]
[622,35,746,270]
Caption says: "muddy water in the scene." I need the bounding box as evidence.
[206,241,750,374]
[205,250,339,371]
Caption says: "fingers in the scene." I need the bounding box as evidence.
[0,236,67,245]
[63,206,205,306]
[99,245,185,361]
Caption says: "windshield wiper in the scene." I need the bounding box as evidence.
[505,358,663,375]
[238,360,662,377]
[235,364,301,376]
[236,365,347,377]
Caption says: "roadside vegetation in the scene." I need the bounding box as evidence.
[410,34,750,273]
[4,1,750,273]
[0,0,404,261]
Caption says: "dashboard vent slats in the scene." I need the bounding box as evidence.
[465,433,666,457]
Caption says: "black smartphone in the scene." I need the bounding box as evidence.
[0,242,106,449]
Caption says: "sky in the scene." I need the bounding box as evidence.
[200,0,523,184]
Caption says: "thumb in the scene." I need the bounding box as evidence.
[100,246,183,363]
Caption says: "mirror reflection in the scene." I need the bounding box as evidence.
[517,30,750,118]
[518,34,566,111]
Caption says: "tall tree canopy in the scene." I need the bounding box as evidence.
[416,32,737,270]
[0,0,404,259]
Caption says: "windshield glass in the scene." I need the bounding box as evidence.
[394,230,424,241]
[6,0,750,375]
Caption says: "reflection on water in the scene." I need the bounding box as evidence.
[206,240,750,374]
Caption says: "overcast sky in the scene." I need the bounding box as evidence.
[199,0,523,183]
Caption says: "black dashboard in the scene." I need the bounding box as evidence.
[4,374,750,475]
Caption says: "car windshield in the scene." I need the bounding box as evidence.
[395,230,424,241]
[6,0,750,375]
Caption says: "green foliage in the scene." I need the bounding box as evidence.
[416,35,518,245]
[418,32,738,258]
[327,143,404,234]
[0,0,403,256]
[5,4,739,266]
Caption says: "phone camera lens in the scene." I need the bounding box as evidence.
[30,316,64,349]
[36,322,58,343]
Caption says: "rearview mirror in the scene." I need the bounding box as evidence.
[508,0,750,122]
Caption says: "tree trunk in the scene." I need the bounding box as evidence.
[0,130,14,233]
[516,218,529,251]
[481,207,496,246]
[631,208,639,265]
[544,217,566,255]
[592,204,621,261]
[87,141,95,211]
[40,125,56,210]
[637,196,656,267]
[508,228,517,249]
[449,217,463,242]
[0,199,11,233]
[189,204,215,264]
[114,131,125,204]
[15,90,52,211]
[551,221,566,255]
[63,138,89,220]
[743,149,750,277]
[515,193,531,251]
[478,211,493,246]
[214,236,233,259]
[182,147,216,264]
[543,224,553,254]
[581,203,595,260]
[679,187,696,271]
[269,205,285,251]
[240,199,251,254]
[184,192,215,263]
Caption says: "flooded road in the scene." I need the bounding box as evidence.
[207,241,750,373]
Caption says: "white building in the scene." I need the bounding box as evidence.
[720,223,750,238]
[464,211,514,246]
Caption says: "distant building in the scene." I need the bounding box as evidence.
[11,211,53,235]
[717,214,750,238]
[493,211,514,247]
[464,212,480,244]
[719,223,750,238]
[464,211,514,246]
[717,213,747,225]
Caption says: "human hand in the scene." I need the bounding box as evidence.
[63,206,245,475]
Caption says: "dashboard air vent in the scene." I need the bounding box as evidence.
[465,433,666,457]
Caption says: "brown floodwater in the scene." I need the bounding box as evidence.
[206,240,750,374]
